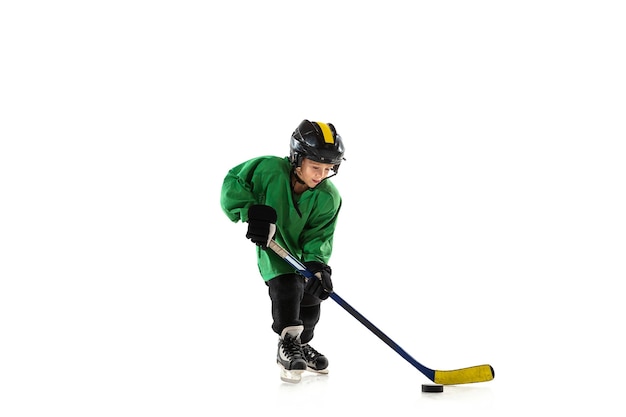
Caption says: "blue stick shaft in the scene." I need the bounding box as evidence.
[267,240,436,382]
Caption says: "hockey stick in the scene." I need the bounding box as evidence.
[268,239,495,385]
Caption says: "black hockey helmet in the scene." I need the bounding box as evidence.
[290,120,345,174]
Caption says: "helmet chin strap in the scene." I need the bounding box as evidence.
[292,167,307,185]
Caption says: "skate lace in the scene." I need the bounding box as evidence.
[282,336,304,359]
[302,344,320,361]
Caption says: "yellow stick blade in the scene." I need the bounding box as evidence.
[434,365,495,385]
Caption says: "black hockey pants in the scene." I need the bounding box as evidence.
[266,273,322,344]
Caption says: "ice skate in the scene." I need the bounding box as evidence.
[277,325,307,383]
[302,343,329,374]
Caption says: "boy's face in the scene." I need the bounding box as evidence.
[296,158,336,188]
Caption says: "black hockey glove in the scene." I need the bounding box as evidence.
[303,261,333,300]
[246,205,277,249]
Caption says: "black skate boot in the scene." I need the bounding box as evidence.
[277,325,307,383]
[302,343,329,374]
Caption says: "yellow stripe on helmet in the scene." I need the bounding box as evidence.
[315,122,335,144]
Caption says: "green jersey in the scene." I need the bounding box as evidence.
[220,156,342,281]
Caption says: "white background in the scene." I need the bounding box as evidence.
[1,1,625,416]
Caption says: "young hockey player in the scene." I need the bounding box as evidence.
[220,119,345,383]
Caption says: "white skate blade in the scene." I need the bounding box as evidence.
[306,366,329,375]
[279,366,304,383]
